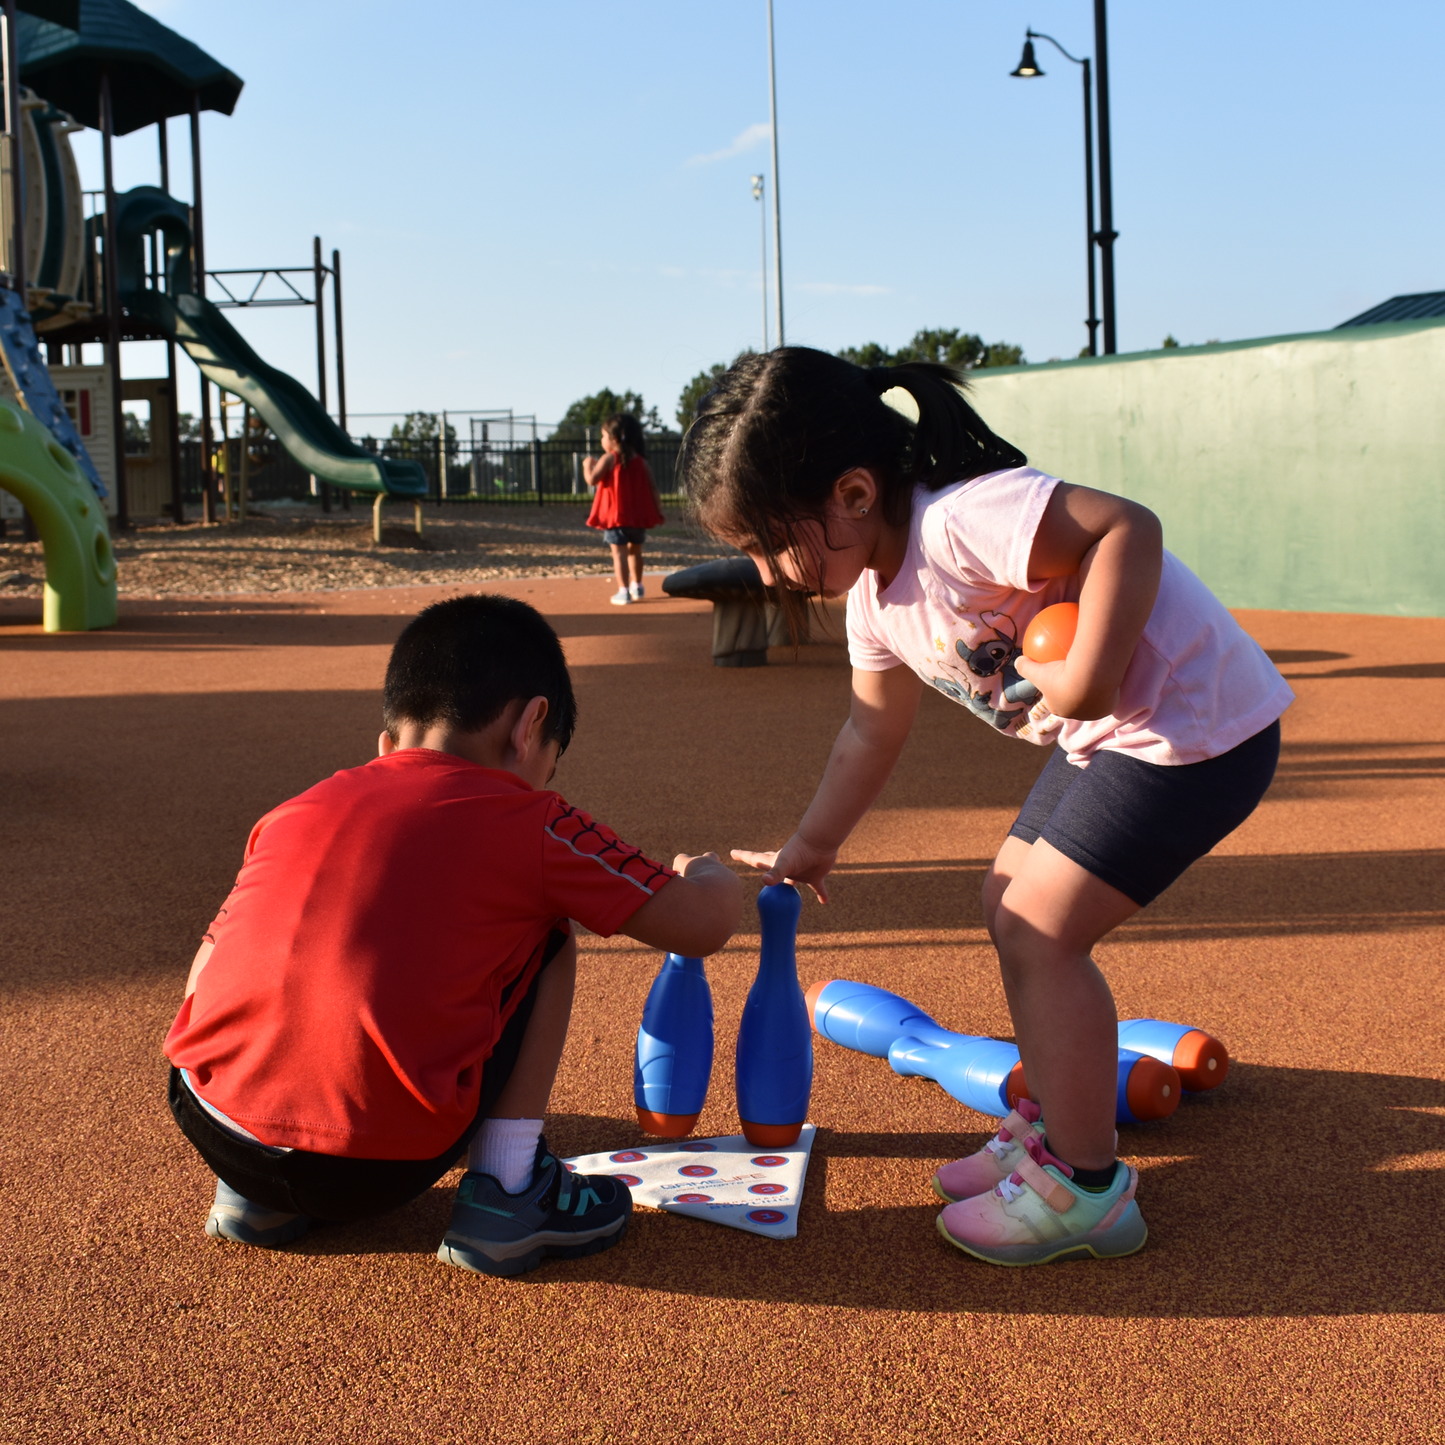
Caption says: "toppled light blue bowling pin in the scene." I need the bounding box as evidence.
[806,977,1017,1116]
[634,954,714,1137]
[808,978,1182,1124]
[1116,1017,1229,1092]
[735,883,813,1147]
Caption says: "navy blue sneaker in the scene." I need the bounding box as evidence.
[436,1137,631,1277]
[205,1179,311,1247]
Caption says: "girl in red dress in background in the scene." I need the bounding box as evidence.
[583,412,664,606]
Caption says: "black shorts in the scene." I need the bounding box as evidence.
[603,526,648,545]
[168,928,569,1223]
[1007,721,1280,906]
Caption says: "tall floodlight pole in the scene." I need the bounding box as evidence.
[766,0,784,347]
[1093,0,1118,353]
[751,173,768,350]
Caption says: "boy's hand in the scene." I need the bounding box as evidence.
[731,833,838,905]
[673,850,727,876]
[622,851,743,958]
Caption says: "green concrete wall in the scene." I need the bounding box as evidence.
[966,318,1445,616]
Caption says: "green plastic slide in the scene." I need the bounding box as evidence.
[0,397,116,631]
[116,187,427,498]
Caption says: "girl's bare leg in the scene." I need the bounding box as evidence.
[982,836,1139,1171]
[626,543,644,587]
[609,543,628,592]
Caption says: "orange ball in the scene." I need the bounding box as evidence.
[1022,602,1079,663]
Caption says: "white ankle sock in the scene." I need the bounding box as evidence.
[468,1117,543,1193]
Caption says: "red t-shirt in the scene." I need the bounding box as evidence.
[586,454,664,530]
[165,750,675,1160]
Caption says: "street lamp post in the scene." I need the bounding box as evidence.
[751,173,769,350]
[1092,0,1119,356]
[1011,30,1099,356]
[766,0,784,347]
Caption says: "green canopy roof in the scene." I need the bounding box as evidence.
[18,3,80,26]
[18,0,241,136]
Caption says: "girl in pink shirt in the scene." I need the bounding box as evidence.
[680,347,1291,1267]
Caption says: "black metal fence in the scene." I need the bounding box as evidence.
[178,435,687,508]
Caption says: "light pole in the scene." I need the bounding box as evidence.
[1011,30,1099,356]
[766,0,784,347]
[751,173,769,350]
[1093,0,1118,355]
[1011,0,1118,353]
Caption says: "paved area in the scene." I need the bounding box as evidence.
[1,582,1441,1442]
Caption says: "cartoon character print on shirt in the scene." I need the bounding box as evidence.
[924,610,1042,735]
[953,611,1041,709]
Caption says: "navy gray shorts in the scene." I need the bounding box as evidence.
[1008,720,1280,906]
[603,526,648,545]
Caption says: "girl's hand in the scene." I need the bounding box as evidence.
[1013,654,1116,719]
[730,834,838,904]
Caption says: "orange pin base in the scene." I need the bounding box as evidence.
[803,979,833,1029]
[1005,1061,1029,1112]
[636,1109,700,1139]
[1006,1057,1182,1123]
[1170,1029,1230,1092]
[740,1119,803,1148]
[1123,1056,1180,1121]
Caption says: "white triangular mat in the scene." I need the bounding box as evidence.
[561,1124,815,1239]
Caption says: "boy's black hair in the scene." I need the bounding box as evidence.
[678,347,1026,630]
[602,411,646,461]
[382,594,577,754]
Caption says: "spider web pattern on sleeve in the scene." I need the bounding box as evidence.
[544,799,675,895]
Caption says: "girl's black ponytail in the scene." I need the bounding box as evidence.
[863,360,1026,504]
[680,346,1028,584]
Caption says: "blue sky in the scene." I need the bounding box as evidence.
[75,0,1445,431]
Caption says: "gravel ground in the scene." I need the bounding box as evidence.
[0,502,734,598]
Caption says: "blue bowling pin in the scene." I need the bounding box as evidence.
[806,976,1017,1114]
[634,954,714,1137]
[809,978,1181,1124]
[735,883,813,1147]
[1116,1017,1229,1092]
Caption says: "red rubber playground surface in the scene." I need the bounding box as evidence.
[2,580,1442,1442]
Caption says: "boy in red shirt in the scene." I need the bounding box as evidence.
[165,594,741,1277]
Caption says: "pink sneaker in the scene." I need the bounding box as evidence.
[931,1100,1045,1204]
[937,1135,1147,1267]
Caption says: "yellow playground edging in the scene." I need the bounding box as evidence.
[0,400,116,632]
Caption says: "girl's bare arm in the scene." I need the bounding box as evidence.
[1014,483,1163,721]
[581,452,617,488]
[732,663,923,902]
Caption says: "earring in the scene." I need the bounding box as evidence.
[858,506,869,516]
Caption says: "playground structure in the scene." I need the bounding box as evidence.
[0,0,427,629]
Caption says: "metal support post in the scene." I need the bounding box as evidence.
[532,436,542,507]
[238,402,250,519]
[190,92,216,524]
[2,0,25,297]
[332,247,349,511]
[312,236,331,512]
[100,69,129,528]
[438,411,447,503]
[217,392,232,520]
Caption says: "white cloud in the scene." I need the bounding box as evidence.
[796,282,891,297]
[686,122,771,167]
